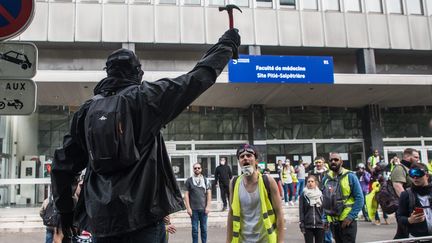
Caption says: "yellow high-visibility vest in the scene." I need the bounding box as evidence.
[231,173,277,243]
[325,168,355,222]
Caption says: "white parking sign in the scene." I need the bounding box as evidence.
[0,80,36,115]
[0,42,37,79]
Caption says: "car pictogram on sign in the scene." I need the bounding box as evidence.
[0,51,32,70]
[0,98,24,110]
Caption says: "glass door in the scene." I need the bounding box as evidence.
[170,155,191,192]
[197,155,217,200]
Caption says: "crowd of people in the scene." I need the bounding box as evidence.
[37,26,432,243]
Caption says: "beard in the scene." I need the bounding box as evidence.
[330,163,341,172]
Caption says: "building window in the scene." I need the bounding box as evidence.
[230,0,249,7]
[159,0,176,3]
[365,0,383,13]
[407,0,424,15]
[381,107,432,138]
[386,0,403,14]
[324,0,340,11]
[344,0,361,12]
[280,0,295,7]
[208,0,224,5]
[302,0,318,10]
[183,0,200,4]
[427,0,432,15]
[256,0,272,8]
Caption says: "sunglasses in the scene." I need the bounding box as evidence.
[193,167,201,170]
[237,148,255,156]
[330,158,340,162]
[409,168,426,178]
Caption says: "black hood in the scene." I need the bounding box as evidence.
[93,77,139,95]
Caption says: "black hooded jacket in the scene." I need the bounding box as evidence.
[51,41,234,237]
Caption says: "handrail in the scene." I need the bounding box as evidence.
[366,236,432,243]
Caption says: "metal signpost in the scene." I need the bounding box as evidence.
[228,55,334,84]
[0,0,37,115]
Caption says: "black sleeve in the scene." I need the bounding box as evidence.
[140,40,233,129]
[397,191,411,225]
[51,104,90,214]
[299,194,305,228]
[228,166,232,179]
[214,167,220,183]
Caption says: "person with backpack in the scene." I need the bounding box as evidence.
[299,175,324,243]
[40,194,57,243]
[184,163,212,243]
[396,162,432,237]
[226,144,284,243]
[391,148,420,239]
[51,29,240,243]
[322,152,364,243]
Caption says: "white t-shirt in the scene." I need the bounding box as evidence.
[418,195,432,234]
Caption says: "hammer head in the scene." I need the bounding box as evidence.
[219,4,242,13]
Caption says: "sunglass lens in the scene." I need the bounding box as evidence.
[409,168,425,178]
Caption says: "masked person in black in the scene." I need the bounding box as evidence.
[51,29,240,243]
[214,157,232,211]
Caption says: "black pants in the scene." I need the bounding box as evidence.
[304,228,324,243]
[94,221,165,243]
[220,183,229,208]
[330,220,357,243]
[394,211,409,239]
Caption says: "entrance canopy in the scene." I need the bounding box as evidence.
[35,71,432,108]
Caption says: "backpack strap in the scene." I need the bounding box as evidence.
[92,85,138,101]
[262,174,273,205]
[230,174,272,199]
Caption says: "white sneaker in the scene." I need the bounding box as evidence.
[289,201,294,206]
[285,202,288,206]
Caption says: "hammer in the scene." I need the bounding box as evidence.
[219,4,242,30]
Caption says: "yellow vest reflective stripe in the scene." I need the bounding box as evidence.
[326,168,355,222]
[231,173,277,243]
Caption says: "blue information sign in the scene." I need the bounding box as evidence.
[228,55,334,84]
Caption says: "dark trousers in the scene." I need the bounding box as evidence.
[304,228,324,243]
[191,210,208,243]
[330,220,357,243]
[220,183,229,208]
[95,220,165,243]
[394,211,409,239]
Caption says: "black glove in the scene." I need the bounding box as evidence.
[218,28,241,59]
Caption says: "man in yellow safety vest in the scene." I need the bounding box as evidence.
[226,144,284,243]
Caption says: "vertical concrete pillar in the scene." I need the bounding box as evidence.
[362,104,384,159]
[122,43,135,52]
[356,48,376,74]
[248,105,267,162]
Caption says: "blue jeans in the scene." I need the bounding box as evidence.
[191,209,208,243]
[362,191,370,221]
[95,220,165,243]
[324,228,333,243]
[45,228,53,243]
[295,179,305,201]
[283,183,294,203]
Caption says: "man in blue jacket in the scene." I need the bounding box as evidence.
[51,29,240,243]
[322,152,364,243]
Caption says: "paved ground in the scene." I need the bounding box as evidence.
[0,221,398,243]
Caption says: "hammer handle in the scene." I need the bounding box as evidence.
[229,11,234,29]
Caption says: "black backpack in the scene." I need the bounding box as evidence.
[376,164,409,214]
[322,172,351,217]
[42,197,59,227]
[84,85,140,174]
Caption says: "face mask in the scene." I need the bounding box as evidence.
[242,165,254,176]
[220,161,225,165]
